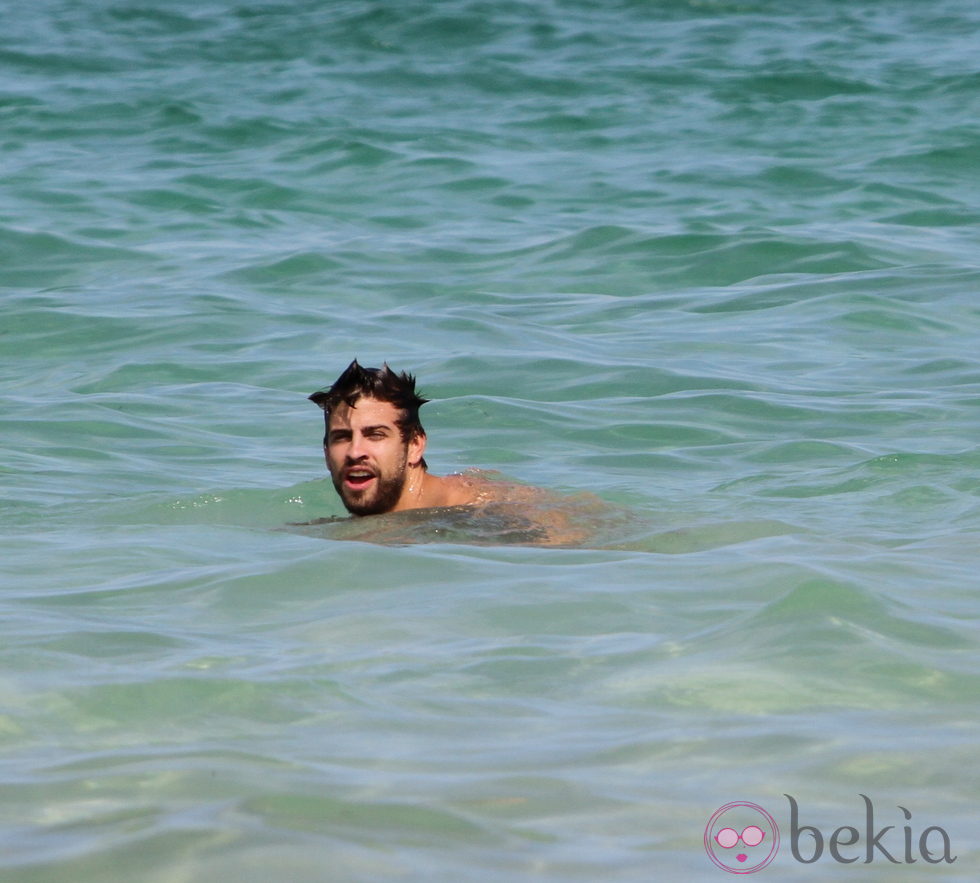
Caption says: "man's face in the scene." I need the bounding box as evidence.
[325,396,423,516]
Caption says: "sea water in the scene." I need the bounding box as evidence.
[2,1,979,879]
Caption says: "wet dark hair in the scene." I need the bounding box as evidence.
[309,359,429,469]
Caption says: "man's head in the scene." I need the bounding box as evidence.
[309,360,429,516]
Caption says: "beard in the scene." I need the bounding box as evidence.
[332,465,407,517]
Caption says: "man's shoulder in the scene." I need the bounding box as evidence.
[442,470,605,546]
[442,469,549,505]
[437,469,498,505]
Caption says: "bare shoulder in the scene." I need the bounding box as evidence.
[443,468,535,502]
[446,469,608,546]
[437,469,500,505]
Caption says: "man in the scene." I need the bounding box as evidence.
[309,359,487,517]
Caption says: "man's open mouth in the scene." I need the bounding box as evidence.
[344,469,376,490]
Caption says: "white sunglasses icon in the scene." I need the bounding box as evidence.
[715,825,766,848]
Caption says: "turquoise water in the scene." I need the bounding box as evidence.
[2,0,979,878]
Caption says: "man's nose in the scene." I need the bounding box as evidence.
[346,436,368,461]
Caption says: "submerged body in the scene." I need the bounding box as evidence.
[294,469,603,548]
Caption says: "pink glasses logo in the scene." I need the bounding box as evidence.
[705,802,780,874]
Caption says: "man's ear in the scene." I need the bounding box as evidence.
[407,431,427,467]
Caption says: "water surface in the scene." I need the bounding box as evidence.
[2,1,979,879]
